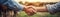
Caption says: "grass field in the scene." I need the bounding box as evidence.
[17,11,60,17]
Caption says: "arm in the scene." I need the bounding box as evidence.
[35,6,48,12]
[39,2,60,15]
[3,0,24,11]
[1,0,36,16]
[23,2,60,15]
[34,2,60,15]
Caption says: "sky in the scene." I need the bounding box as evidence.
[15,0,60,2]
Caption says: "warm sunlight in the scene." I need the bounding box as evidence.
[15,0,60,2]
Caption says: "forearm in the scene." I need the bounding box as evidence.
[36,6,48,12]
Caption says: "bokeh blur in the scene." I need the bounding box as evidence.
[15,0,60,17]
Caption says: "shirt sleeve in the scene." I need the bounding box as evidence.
[46,2,60,14]
[3,0,24,11]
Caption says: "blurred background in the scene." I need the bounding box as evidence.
[15,0,60,17]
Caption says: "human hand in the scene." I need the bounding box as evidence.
[23,6,36,16]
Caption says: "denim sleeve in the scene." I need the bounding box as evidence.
[46,2,60,14]
[3,0,24,11]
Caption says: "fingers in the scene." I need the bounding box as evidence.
[24,7,36,16]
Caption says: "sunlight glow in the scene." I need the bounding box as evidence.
[26,0,60,2]
[15,0,60,2]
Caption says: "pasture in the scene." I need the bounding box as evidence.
[17,11,60,17]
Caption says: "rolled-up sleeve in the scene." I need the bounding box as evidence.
[46,2,60,14]
[3,0,24,11]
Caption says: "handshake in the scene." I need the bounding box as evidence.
[23,6,48,16]
[23,6,37,16]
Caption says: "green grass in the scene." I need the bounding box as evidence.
[17,11,60,17]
